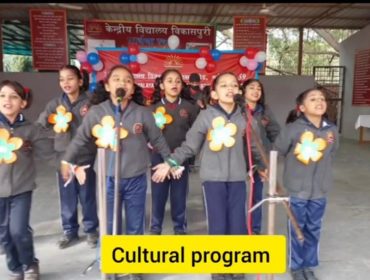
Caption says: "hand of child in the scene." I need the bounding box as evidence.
[152,162,171,183]
[171,166,185,180]
[258,168,269,182]
[75,165,90,185]
[60,161,73,186]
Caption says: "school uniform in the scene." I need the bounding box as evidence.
[169,104,264,235]
[37,92,99,239]
[63,99,171,235]
[274,115,339,272]
[149,97,198,234]
[0,113,53,274]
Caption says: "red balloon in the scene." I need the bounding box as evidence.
[199,47,210,57]
[206,62,216,73]
[129,62,140,73]
[128,44,140,55]
[245,48,259,59]
[80,62,93,73]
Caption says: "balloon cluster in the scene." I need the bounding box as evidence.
[76,49,104,74]
[119,44,148,74]
[195,47,222,73]
[239,48,266,72]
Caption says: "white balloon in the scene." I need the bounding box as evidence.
[137,53,148,64]
[168,35,180,50]
[255,51,267,62]
[92,60,104,71]
[239,56,249,67]
[195,57,207,70]
[247,60,258,71]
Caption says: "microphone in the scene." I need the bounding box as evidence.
[233,94,246,114]
[116,88,126,103]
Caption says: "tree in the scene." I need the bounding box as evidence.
[3,54,33,72]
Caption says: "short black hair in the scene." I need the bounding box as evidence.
[189,73,201,83]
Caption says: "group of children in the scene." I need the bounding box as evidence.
[0,64,339,280]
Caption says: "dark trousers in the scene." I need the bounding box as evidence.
[288,197,327,271]
[202,181,247,235]
[106,173,147,235]
[0,191,37,272]
[57,165,99,237]
[251,172,264,234]
[150,154,189,234]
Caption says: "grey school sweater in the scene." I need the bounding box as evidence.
[63,99,171,178]
[169,104,263,182]
[0,114,54,197]
[274,116,339,199]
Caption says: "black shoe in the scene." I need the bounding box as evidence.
[174,231,187,235]
[24,262,40,280]
[231,274,245,280]
[211,274,226,280]
[87,232,99,248]
[291,269,306,280]
[128,274,143,280]
[149,231,161,235]
[57,234,79,249]
[303,268,319,280]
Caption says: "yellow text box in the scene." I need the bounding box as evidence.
[102,235,286,274]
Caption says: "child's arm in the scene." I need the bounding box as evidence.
[273,124,293,156]
[36,98,59,128]
[31,123,56,163]
[264,106,281,143]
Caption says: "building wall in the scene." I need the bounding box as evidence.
[340,24,370,140]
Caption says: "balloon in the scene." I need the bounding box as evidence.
[129,54,137,62]
[245,48,258,59]
[128,44,140,55]
[255,51,267,62]
[255,62,264,72]
[129,62,140,73]
[199,47,210,57]
[76,50,87,63]
[89,82,97,93]
[119,53,130,65]
[211,49,222,62]
[92,60,104,72]
[247,60,258,71]
[206,61,216,73]
[137,53,148,64]
[168,35,180,49]
[80,62,93,73]
[87,52,100,65]
[239,56,249,67]
[195,57,207,70]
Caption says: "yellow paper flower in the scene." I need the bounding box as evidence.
[92,116,128,151]
[294,131,327,165]
[48,105,73,133]
[0,128,23,164]
[153,106,173,129]
[207,116,237,152]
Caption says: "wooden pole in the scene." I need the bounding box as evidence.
[266,151,278,280]
[97,148,108,280]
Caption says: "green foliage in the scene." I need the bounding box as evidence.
[3,54,33,72]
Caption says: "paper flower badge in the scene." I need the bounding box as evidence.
[48,105,72,133]
[0,128,23,164]
[207,116,237,152]
[92,116,128,151]
[294,131,327,165]
[153,106,173,129]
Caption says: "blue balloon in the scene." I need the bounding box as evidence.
[129,54,137,62]
[120,53,130,65]
[89,82,97,93]
[211,49,221,61]
[87,53,100,65]
[255,62,264,72]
